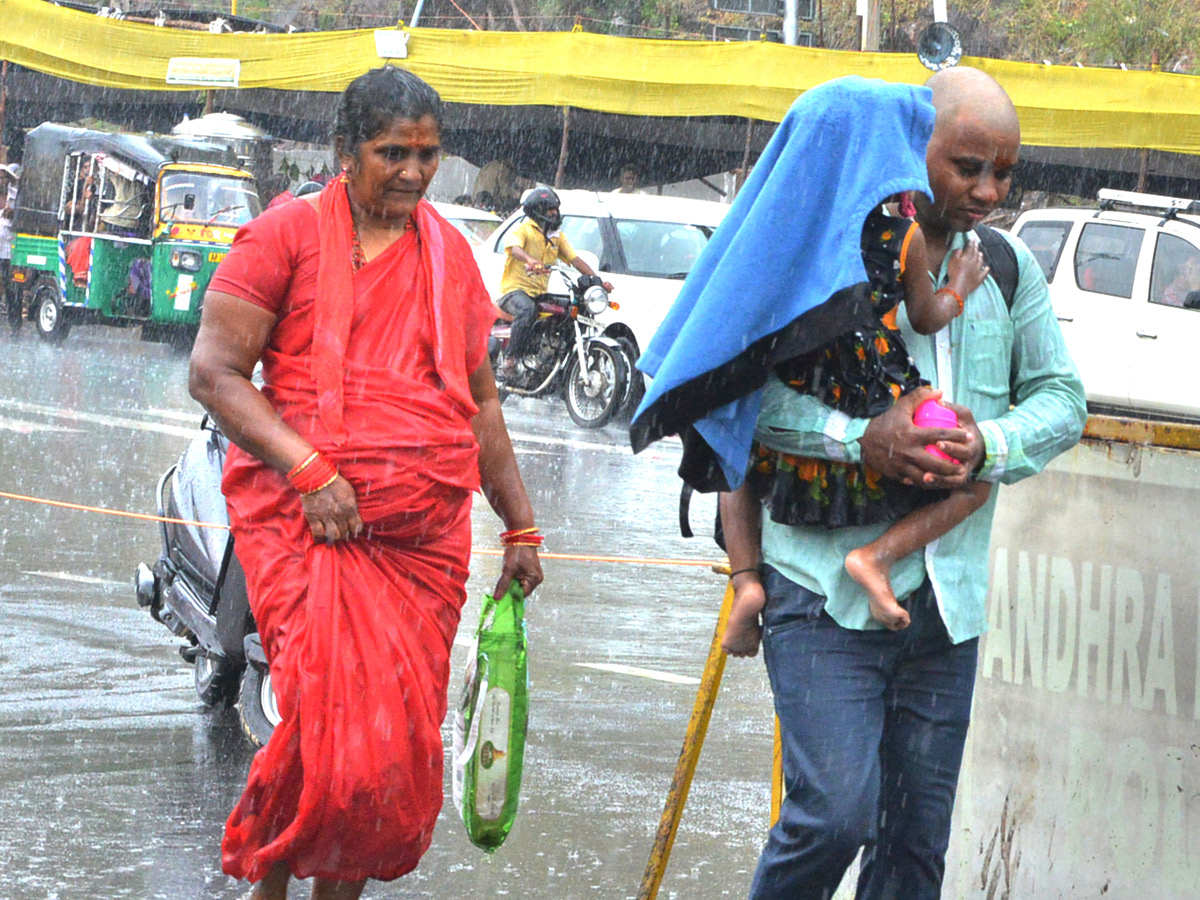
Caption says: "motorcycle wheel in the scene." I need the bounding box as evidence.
[237,664,281,748]
[33,278,71,344]
[565,342,628,428]
[615,337,643,417]
[193,650,243,708]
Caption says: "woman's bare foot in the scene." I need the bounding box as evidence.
[845,547,910,631]
[722,580,766,657]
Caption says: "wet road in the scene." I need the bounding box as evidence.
[0,324,777,900]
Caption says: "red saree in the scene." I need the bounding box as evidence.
[210,181,495,883]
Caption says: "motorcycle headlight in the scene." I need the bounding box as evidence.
[583,285,609,315]
[170,250,203,272]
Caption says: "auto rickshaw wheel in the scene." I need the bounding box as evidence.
[32,278,71,344]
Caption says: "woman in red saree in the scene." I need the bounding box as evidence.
[188,68,543,900]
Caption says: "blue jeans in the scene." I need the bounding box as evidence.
[748,568,978,900]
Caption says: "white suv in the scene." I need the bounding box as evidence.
[1013,189,1200,421]
[473,189,729,365]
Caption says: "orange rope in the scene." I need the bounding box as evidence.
[0,490,720,568]
[475,549,718,567]
[441,0,482,31]
[0,490,230,531]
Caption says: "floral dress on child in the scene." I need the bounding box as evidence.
[748,208,945,528]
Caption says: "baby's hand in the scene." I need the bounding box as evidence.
[947,242,990,297]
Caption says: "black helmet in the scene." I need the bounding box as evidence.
[522,187,563,233]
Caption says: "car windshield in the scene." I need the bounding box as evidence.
[159,172,262,226]
[447,216,500,244]
[614,219,714,278]
[1016,220,1072,281]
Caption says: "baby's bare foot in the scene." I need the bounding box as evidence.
[845,547,911,631]
[722,588,765,657]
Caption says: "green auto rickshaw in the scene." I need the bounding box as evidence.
[9,123,261,346]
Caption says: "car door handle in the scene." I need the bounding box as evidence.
[1056,315,1073,323]
[1136,330,1158,339]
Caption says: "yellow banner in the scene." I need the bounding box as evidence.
[3,0,1200,153]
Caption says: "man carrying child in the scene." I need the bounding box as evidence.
[728,67,1086,900]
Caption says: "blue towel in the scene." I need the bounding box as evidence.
[629,76,936,491]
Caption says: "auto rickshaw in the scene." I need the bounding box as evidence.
[8,123,261,346]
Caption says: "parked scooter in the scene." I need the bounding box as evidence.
[133,416,277,747]
[490,262,633,428]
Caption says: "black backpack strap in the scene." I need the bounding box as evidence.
[679,483,695,538]
[974,224,1023,404]
[974,224,1019,313]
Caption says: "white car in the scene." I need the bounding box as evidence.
[1013,188,1200,421]
[430,201,501,244]
[473,190,729,364]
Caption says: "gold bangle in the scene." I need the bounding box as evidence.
[501,526,540,538]
[301,472,340,496]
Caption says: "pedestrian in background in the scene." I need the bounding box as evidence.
[1,163,19,330]
[614,162,645,193]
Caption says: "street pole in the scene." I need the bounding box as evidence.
[859,0,881,51]
[735,118,754,198]
[554,106,571,189]
[636,574,735,900]
[782,0,797,46]
[0,61,7,164]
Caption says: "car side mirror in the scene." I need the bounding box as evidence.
[1183,290,1200,310]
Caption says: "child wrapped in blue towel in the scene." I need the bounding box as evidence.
[723,197,989,654]
[627,76,992,653]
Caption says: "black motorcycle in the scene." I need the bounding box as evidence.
[490,265,634,428]
[133,417,277,747]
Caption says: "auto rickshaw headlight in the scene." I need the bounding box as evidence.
[170,250,203,272]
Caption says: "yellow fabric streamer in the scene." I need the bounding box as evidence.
[3,0,1200,153]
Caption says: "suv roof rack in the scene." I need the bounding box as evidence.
[1097,188,1200,215]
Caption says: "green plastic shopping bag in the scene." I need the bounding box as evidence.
[452,581,529,852]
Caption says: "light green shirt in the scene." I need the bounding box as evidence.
[757,229,1087,644]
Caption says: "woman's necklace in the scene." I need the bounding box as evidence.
[351,221,368,272]
[351,215,415,272]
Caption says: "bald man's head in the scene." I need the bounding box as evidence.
[926,67,1020,138]
[914,67,1021,239]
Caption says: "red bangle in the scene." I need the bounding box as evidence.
[287,451,320,481]
[501,527,544,547]
[288,452,339,495]
[937,287,965,316]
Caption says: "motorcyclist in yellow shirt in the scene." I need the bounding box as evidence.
[497,187,612,376]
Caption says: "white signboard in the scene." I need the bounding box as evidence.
[165,57,241,88]
[374,30,410,59]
